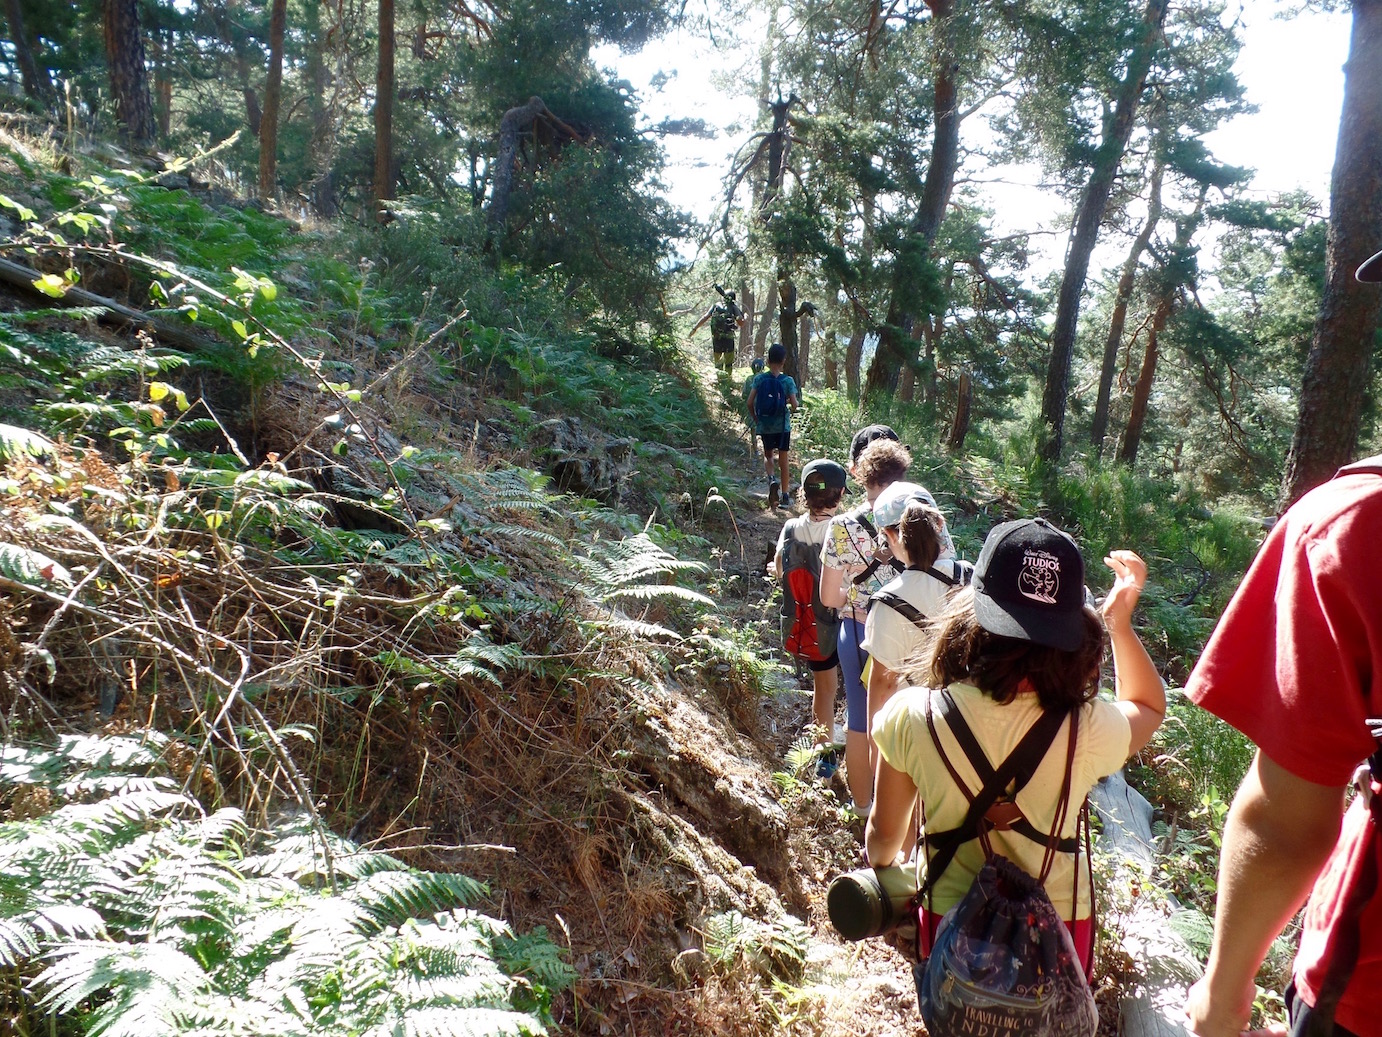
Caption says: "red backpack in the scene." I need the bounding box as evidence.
[779,519,840,662]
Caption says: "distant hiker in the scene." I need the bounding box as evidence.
[818,433,914,816]
[1183,250,1382,1037]
[863,481,969,735]
[689,285,744,378]
[742,357,766,460]
[865,520,1164,993]
[746,343,799,509]
[774,459,848,773]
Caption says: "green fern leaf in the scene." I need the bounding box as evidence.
[343,871,486,932]
[0,423,53,460]
[0,542,72,587]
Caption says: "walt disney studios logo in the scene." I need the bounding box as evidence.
[1017,549,1061,605]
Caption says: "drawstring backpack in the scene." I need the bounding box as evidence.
[913,688,1097,1037]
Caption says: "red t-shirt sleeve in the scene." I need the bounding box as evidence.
[1186,474,1382,787]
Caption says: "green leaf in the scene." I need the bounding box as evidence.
[0,543,72,587]
[32,274,68,299]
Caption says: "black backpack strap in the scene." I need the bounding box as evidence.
[933,688,1080,854]
[924,564,959,587]
[924,560,973,587]
[917,690,1071,898]
[870,590,926,628]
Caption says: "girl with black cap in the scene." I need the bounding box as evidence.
[864,518,1165,976]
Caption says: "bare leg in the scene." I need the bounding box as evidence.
[845,729,872,810]
[778,450,791,494]
[811,666,839,742]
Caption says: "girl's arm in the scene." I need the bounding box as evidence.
[866,758,918,867]
[867,660,901,737]
[1102,550,1165,753]
[820,561,848,609]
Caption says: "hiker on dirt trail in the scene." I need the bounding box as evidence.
[862,481,969,758]
[1182,251,1382,1037]
[689,286,744,379]
[746,343,799,510]
[865,520,1165,982]
[741,357,766,460]
[773,459,848,774]
[818,433,914,816]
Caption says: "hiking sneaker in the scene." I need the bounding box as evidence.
[766,479,780,510]
[816,749,839,779]
[778,486,792,508]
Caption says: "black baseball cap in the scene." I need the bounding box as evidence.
[850,424,899,464]
[1358,249,1382,284]
[802,458,848,491]
[971,518,1088,651]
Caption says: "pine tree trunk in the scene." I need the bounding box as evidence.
[779,276,799,382]
[1039,0,1168,461]
[4,0,52,101]
[1093,152,1164,457]
[103,0,156,144]
[845,328,864,401]
[373,0,396,219]
[947,371,972,450]
[1117,321,1161,466]
[754,280,778,358]
[825,353,839,390]
[258,0,288,198]
[305,0,339,218]
[739,280,755,358]
[798,311,812,387]
[1281,0,1382,506]
[864,0,958,399]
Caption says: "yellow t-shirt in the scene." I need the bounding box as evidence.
[872,682,1131,921]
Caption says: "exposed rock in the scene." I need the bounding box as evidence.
[529,416,634,501]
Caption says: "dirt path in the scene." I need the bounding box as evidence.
[696,370,923,1036]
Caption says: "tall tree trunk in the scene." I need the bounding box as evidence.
[373,0,396,219]
[778,276,800,382]
[948,370,972,450]
[258,0,288,198]
[4,0,53,100]
[154,28,172,138]
[1281,0,1382,506]
[1093,151,1164,457]
[864,0,959,398]
[739,280,756,358]
[897,321,927,404]
[1039,0,1168,461]
[103,0,156,144]
[754,279,778,357]
[825,349,839,390]
[845,328,864,400]
[1116,300,1171,467]
[305,0,340,218]
[798,311,812,387]
[488,96,548,238]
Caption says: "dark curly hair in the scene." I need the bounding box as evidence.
[923,587,1106,712]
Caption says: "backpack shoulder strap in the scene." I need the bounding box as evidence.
[925,560,973,587]
[918,691,1072,896]
[871,590,926,628]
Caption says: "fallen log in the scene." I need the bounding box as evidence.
[0,254,223,354]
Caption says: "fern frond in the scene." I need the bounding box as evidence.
[0,542,72,587]
[600,584,714,606]
[485,524,565,548]
[343,871,486,933]
[0,904,107,966]
[401,1005,545,1037]
[37,939,212,1033]
[585,616,682,640]
[0,422,54,459]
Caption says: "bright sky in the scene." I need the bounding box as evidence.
[596,0,1353,269]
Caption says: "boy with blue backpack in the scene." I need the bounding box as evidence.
[746,343,799,509]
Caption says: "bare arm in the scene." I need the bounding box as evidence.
[866,757,917,867]
[689,310,711,335]
[820,562,848,610]
[867,661,901,736]
[745,386,757,421]
[1101,550,1165,753]
[1186,753,1347,1037]
[772,547,783,580]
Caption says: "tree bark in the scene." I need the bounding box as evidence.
[373,0,396,219]
[845,328,864,401]
[825,352,839,390]
[753,279,778,358]
[1281,0,1382,507]
[864,0,959,399]
[305,0,339,218]
[3,0,53,100]
[488,96,552,237]
[258,0,288,198]
[798,310,812,387]
[1117,300,1170,465]
[739,280,756,358]
[1093,152,1164,457]
[947,370,972,450]
[778,277,799,382]
[1039,0,1168,461]
[103,0,156,145]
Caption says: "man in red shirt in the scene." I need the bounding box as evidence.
[1186,248,1382,1037]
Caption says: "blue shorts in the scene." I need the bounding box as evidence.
[838,617,868,733]
[761,431,791,453]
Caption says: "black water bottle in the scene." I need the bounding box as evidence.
[826,865,918,941]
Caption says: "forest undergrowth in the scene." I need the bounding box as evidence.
[0,125,1292,1036]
